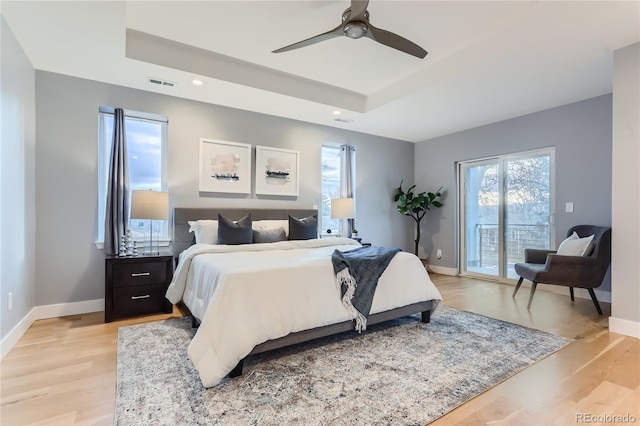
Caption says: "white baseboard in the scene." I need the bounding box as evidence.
[0,307,37,360]
[428,265,458,276]
[0,299,105,360]
[32,298,104,320]
[541,284,612,304]
[609,317,640,339]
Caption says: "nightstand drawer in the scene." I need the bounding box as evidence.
[112,284,169,318]
[112,261,167,287]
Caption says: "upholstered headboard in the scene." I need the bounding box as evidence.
[173,207,318,258]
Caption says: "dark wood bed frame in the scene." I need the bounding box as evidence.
[172,207,434,378]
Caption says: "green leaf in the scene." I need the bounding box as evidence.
[394,181,444,222]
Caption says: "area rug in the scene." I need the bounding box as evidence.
[116,305,570,425]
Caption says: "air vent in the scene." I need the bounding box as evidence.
[148,77,176,87]
[334,117,353,123]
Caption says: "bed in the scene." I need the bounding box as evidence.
[166,208,443,388]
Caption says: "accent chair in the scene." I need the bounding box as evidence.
[513,225,612,314]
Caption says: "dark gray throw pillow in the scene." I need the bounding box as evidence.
[218,213,252,245]
[288,215,318,240]
[253,227,287,244]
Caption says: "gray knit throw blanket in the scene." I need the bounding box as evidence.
[331,246,401,332]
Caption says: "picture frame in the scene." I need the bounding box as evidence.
[199,138,252,194]
[255,145,300,196]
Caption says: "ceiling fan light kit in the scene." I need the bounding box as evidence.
[273,0,427,59]
[344,21,367,39]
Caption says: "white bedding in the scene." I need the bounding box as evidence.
[165,237,443,387]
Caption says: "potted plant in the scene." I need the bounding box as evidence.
[351,229,359,238]
[393,181,444,257]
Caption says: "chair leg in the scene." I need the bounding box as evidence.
[569,287,574,301]
[527,282,538,310]
[587,288,603,315]
[513,277,524,298]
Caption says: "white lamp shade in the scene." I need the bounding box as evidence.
[130,190,169,220]
[331,198,354,219]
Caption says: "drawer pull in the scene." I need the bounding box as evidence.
[131,272,151,277]
[131,295,151,300]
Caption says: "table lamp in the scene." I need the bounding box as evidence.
[130,190,169,255]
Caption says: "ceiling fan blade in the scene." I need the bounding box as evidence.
[366,24,427,59]
[348,0,369,21]
[273,24,343,53]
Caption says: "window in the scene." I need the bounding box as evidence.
[321,145,341,234]
[321,145,356,235]
[97,107,168,245]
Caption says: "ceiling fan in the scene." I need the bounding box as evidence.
[272,0,427,59]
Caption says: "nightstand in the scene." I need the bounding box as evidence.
[105,255,173,323]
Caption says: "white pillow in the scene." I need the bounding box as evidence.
[557,232,594,256]
[252,220,289,237]
[188,220,219,244]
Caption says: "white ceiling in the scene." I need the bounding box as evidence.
[2,1,639,142]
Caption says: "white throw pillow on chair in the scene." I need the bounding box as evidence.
[557,232,594,256]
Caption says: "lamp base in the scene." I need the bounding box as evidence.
[143,219,161,257]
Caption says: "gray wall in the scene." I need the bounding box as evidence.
[34,71,415,306]
[415,95,613,292]
[0,16,37,341]
[612,42,640,324]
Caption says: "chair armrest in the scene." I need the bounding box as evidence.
[525,249,556,264]
[542,254,608,288]
[544,254,598,269]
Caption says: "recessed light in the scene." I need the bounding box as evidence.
[333,110,341,115]
[192,79,204,86]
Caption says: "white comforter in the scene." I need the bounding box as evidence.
[165,237,442,387]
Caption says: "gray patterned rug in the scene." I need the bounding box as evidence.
[116,305,570,425]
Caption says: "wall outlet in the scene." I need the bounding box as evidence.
[436,249,442,259]
[565,202,574,213]
[8,292,13,311]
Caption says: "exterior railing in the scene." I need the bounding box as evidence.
[474,223,551,269]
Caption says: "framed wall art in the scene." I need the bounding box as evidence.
[199,138,252,194]
[255,145,300,196]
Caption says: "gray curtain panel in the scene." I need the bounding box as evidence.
[340,145,356,237]
[103,108,130,255]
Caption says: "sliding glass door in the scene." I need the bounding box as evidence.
[460,148,555,280]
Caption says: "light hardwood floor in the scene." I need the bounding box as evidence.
[1,275,638,425]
